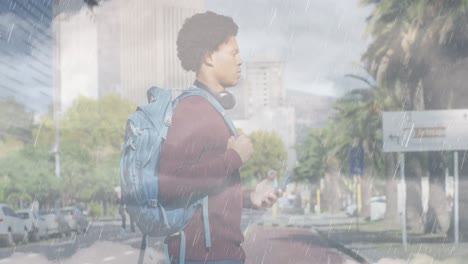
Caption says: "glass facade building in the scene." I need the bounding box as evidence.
[0,0,53,113]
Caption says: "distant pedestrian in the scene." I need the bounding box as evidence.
[119,201,135,239]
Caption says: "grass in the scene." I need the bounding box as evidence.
[316,219,468,262]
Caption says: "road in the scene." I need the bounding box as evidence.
[0,210,357,264]
[0,222,145,262]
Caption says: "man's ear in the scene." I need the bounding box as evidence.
[202,51,214,67]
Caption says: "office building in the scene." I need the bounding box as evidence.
[244,58,285,117]
[103,0,205,105]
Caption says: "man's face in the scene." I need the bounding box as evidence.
[210,36,242,88]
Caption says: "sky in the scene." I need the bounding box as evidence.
[207,0,374,97]
[0,0,374,115]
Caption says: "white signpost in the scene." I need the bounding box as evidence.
[383,109,468,249]
[383,110,468,152]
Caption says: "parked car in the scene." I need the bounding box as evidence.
[0,204,28,246]
[38,209,71,238]
[61,207,88,234]
[16,209,48,241]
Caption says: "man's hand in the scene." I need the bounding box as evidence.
[250,174,285,209]
[227,135,254,163]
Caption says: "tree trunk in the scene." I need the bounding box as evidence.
[425,152,450,234]
[104,199,108,216]
[406,179,424,233]
[322,172,341,213]
[360,173,372,220]
[384,153,399,225]
[385,178,399,225]
[322,158,342,213]
[100,200,104,217]
[406,157,425,234]
[426,182,450,233]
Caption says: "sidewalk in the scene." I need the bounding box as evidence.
[308,214,468,264]
[257,211,468,263]
[243,225,357,264]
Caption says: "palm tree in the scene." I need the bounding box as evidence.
[362,0,468,108]
[324,73,406,222]
[360,0,468,234]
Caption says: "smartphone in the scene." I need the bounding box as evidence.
[275,175,292,194]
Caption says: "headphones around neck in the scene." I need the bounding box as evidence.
[194,81,236,110]
[216,91,236,110]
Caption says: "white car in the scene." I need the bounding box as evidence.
[16,209,48,241]
[0,204,28,246]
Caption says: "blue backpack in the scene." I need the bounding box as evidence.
[120,86,237,264]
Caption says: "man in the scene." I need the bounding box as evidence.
[159,11,284,264]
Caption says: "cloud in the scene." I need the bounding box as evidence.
[56,5,99,111]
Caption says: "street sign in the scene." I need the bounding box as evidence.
[383,109,468,152]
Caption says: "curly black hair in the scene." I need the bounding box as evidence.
[177,11,238,72]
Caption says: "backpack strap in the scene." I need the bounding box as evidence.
[164,200,209,264]
[174,87,238,137]
[164,231,186,264]
[171,87,237,259]
[202,196,211,249]
[179,231,186,264]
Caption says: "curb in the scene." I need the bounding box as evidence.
[315,229,371,264]
[256,221,314,229]
[255,215,316,229]
[94,218,120,222]
[89,220,121,227]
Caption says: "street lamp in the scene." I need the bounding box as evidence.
[53,0,62,178]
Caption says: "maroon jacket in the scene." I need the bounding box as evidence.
[159,95,252,261]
